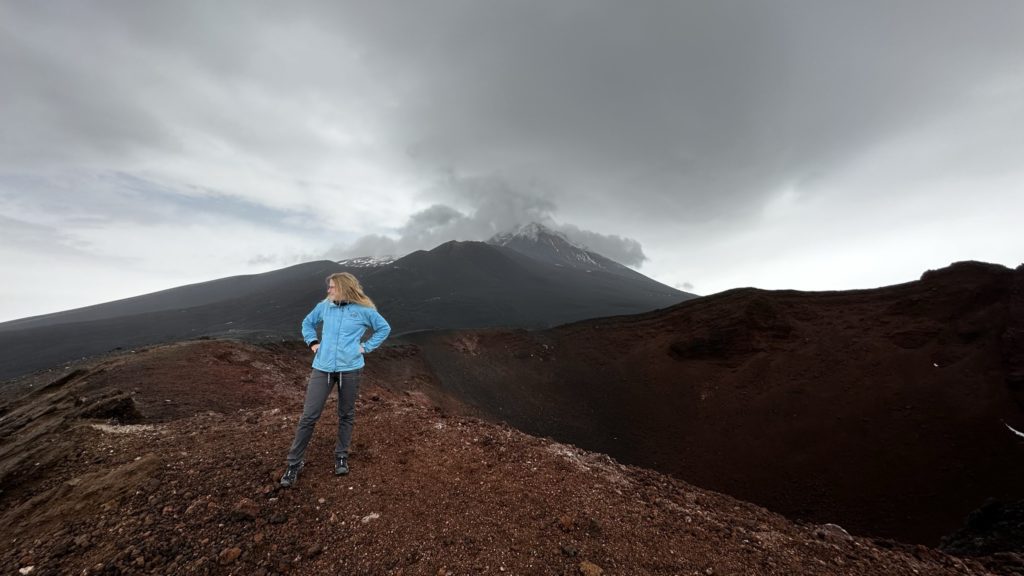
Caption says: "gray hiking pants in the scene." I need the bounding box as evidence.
[286,368,361,465]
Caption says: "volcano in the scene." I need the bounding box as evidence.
[0,224,691,381]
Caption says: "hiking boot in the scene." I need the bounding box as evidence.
[280,461,304,487]
[334,456,349,476]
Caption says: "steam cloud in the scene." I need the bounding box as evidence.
[327,176,647,267]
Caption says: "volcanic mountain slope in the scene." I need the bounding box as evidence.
[488,222,647,280]
[0,339,1003,576]
[0,223,691,382]
[402,261,1024,547]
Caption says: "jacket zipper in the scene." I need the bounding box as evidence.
[335,304,345,370]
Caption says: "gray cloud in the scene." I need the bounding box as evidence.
[0,2,374,176]
[325,175,647,266]
[1,1,1023,320]
[0,170,327,233]
[4,1,1022,227]
[6,1,1021,221]
[0,214,99,258]
[327,1,1024,225]
[247,253,281,266]
[557,225,646,268]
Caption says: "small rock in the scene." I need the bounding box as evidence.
[361,512,381,524]
[560,544,579,557]
[253,532,264,544]
[557,515,574,532]
[815,523,853,543]
[51,539,73,557]
[231,498,260,521]
[184,499,206,515]
[269,513,288,525]
[18,567,34,575]
[218,547,242,565]
[579,560,603,576]
[273,556,292,573]
[306,543,323,557]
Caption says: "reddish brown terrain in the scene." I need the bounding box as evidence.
[403,261,1024,546]
[1,338,1016,575]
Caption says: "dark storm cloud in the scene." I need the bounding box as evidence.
[3,0,1021,225]
[326,1,1024,223]
[0,3,173,167]
[0,1,364,173]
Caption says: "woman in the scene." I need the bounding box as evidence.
[280,272,391,487]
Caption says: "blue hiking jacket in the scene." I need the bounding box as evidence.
[301,300,391,372]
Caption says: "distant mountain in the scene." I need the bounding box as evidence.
[367,223,692,333]
[0,225,693,381]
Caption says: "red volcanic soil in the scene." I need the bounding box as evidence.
[404,261,1024,546]
[0,339,1008,575]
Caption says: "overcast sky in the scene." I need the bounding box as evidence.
[1,1,1022,322]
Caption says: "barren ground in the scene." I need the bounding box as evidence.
[0,339,1019,575]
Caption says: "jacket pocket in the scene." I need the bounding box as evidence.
[339,341,362,365]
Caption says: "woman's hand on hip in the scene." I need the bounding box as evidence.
[311,343,320,353]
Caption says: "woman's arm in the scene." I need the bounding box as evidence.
[301,301,325,349]
[361,309,391,353]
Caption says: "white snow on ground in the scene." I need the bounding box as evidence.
[490,222,583,250]
[490,222,606,270]
[337,256,396,267]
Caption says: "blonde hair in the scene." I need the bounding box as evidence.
[327,272,376,309]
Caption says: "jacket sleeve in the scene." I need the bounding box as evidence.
[361,309,391,353]
[301,301,324,346]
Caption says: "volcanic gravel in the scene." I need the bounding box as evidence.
[404,261,1024,546]
[0,339,1009,575]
